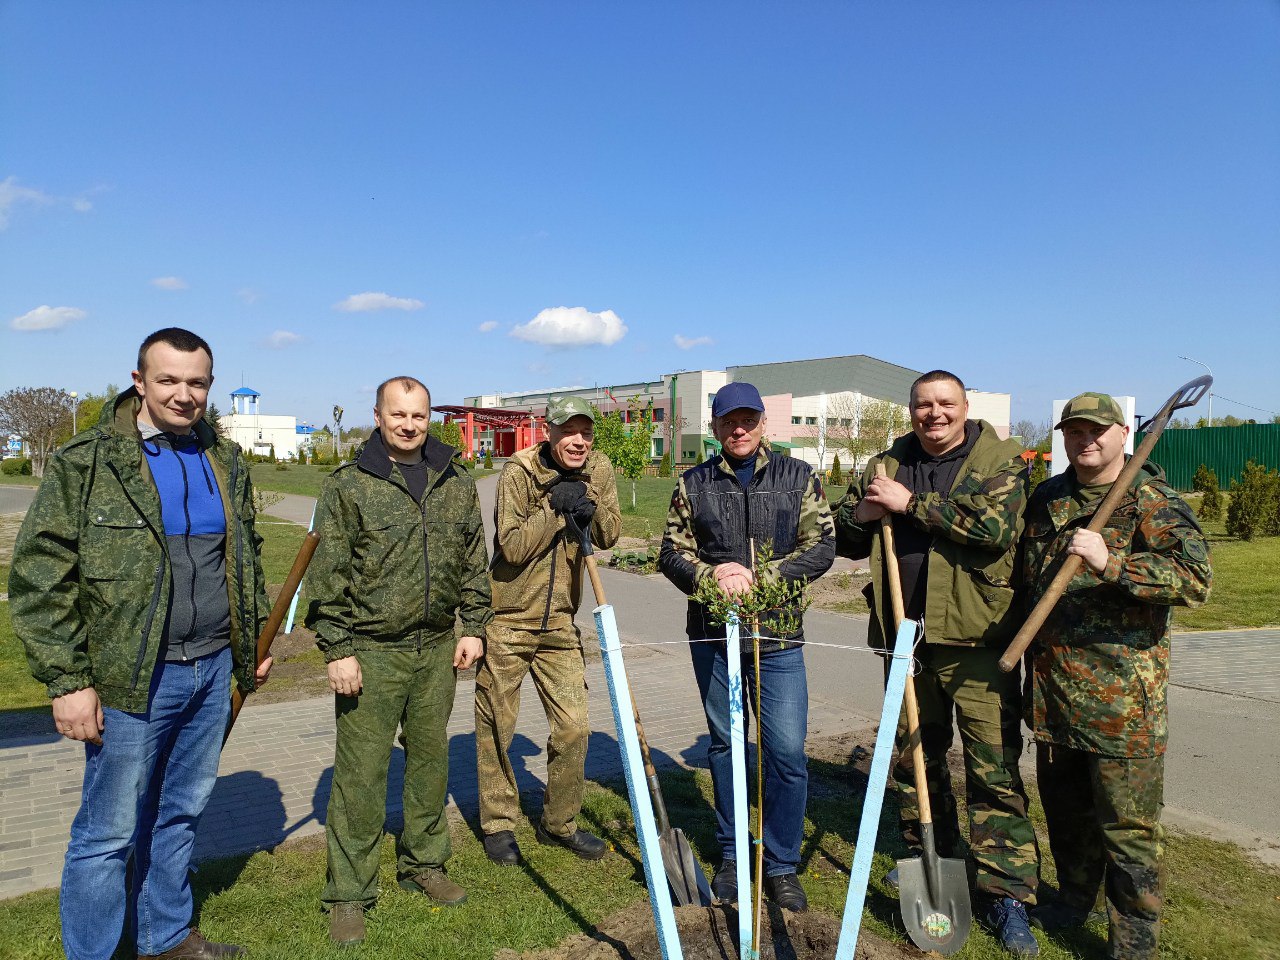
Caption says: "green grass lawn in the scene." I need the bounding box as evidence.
[616,474,679,541]
[1,753,1276,958]
[0,474,39,487]
[1174,510,1280,631]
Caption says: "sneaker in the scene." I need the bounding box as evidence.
[984,897,1040,957]
[534,823,607,860]
[764,872,809,912]
[1029,900,1091,931]
[398,866,468,905]
[483,830,524,867]
[885,866,900,890]
[328,902,366,946]
[712,860,738,904]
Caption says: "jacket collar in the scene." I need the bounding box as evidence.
[357,428,456,482]
[713,443,770,480]
[1043,457,1163,529]
[102,388,221,464]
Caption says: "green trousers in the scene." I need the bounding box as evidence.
[323,643,457,906]
[890,643,1039,903]
[474,623,589,838]
[1038,744,1164,960]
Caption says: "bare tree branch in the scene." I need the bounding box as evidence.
[0,387,74,478]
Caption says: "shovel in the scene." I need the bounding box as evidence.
[875,465,971,955]
[569,512,713,907]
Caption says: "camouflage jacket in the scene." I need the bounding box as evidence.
[1018,461,1211,757]
[658,446,835,649]
[489,444,621,634]
[10,390,269,712]
[304,431,492,661]
[833,421,1027,649]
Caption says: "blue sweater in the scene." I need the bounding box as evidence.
[141,423,232,661]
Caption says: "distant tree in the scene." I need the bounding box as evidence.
[806,394,907,471]
[1029,451,1048,494]
[204,398,229,437]
[657,449,672,478]
[1012,418,1051,450]
[829,453,843,486]
[1197,467,1223,523]
[483,448,493,469]
[1226,460,1280,541]
[595,401,654,509]
[428,419,463,451]
[0,387,74,478]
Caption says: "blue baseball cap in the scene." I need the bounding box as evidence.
[712,382,766,418]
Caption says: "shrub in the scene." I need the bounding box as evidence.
[1197,466,1223,523]
[1225,460,1280,541]
[657,450,671,478]
[483,449,493,470]
[1029,452,1048,494]
[829,454,843,486]
[1,457,32,476]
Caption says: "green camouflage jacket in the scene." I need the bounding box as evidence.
[10,390,268,712]
[489,444,621,633]
[1018,461,1211,757]
[833,420,1027,648]
[305,431,492,661]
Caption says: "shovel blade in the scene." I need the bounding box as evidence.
[897,855,972,956]
[660,827,711,906]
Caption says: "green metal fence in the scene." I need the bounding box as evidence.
[1136,424,1280,491]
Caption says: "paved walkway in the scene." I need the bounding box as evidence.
[0,636,873,900]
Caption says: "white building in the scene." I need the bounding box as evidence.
[220,387,315,460]
[462,355,1012,468]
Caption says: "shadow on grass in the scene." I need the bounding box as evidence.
[0,704,58,746]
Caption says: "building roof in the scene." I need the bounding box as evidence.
[230,387,260,397]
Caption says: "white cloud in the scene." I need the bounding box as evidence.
[0,177,94,229]
[674,334,713,350]
[478,321,499,333]
[151,276,188,291]
[334,291,424,312]
[237,287,260,304]
[510,306,628,347]
[0,177,53,229]
[11,305,87,332]
[265,330,302,349]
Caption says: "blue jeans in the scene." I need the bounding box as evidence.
[60,647,232,960]
[689,641,809,877]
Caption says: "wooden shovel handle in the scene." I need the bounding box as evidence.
[227,530,321,735]
[875,465,933,827]
[997,374,1212,672]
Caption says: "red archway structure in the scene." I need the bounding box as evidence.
[432,405,548,459]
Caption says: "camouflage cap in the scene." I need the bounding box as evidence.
[546,395,596,426]
[1055,392,1127,430]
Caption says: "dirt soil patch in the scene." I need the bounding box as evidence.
[496,899,918,960]
[807,566,872,616]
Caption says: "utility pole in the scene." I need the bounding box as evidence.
[332,405,343,458]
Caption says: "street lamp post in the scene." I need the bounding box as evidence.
[1178,356,1213,425]
[67,391,79,435]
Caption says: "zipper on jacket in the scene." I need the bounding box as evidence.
[175,444,197,660]
[230,455,250,662]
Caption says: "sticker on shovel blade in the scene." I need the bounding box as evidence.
[922,913,954,941]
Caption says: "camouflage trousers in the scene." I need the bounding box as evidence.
[1038,744,1164,960]
[474,623,590,838]
[888,643,1039,903]
[324,642,457,906]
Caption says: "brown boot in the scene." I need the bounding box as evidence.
[397,866,467,905]
[328,902,366,946]
[138,929,245,958]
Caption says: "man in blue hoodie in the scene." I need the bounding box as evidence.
[12,328,271,960]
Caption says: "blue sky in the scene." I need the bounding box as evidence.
[2,2,1277,431]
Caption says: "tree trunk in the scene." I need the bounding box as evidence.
[631,478,637,509]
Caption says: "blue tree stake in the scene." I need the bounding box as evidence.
[834,619,918,960]
[725,615,754,960]
[595,602,684,960]
[283,503,316,635]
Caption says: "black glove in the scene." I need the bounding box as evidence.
[550,479,588,515]
[570,496,596,528]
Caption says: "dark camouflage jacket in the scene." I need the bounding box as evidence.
[834,420,1027,649]
[659,445,835,649]
[305,431,492,661]
[10,390,268,712]
[1018,461,1211,757]
[489,444,621,633]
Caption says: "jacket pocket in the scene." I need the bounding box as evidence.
[82,507,154,581]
